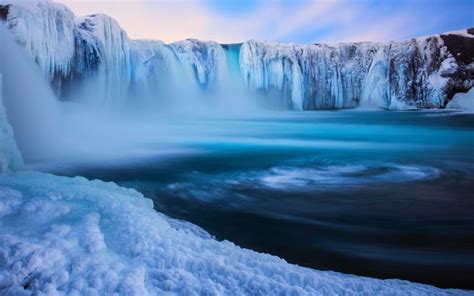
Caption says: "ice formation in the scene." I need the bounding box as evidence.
[73,14,132,105]
[1,1,75,82]
[0,20,64,163]
[1,2,230,107]
[446,88,474,110]
[0,80,22,173]
[239,36,466,110]
[171,39,228,90]
[0,25,23,172]
[0,171,470,295]
[1,1,473,110]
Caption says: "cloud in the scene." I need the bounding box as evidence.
[58,0,217,42]
[58,0,473,44]
[57,0,359,43]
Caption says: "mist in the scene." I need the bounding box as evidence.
[0,25,269,171]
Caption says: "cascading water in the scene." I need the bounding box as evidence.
[0,4,258,167]
[0,24,61,163]
[3,2,473,113]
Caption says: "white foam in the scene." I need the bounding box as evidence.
[258,164,440,190]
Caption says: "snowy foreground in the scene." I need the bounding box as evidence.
[0,172,470,295]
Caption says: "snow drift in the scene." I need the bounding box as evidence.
[1,1,473,111]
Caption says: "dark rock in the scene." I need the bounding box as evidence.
[0,5,10,21]
[440,30,474,105]
[441,31,474,65]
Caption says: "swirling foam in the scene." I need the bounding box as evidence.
[258,164,440,190]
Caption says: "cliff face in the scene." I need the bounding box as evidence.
[440,29,474,103]
[1,2,473,110]
[240,32,473,110]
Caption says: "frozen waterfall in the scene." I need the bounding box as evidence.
[1,1,472,112]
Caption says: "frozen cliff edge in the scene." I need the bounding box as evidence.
[0,171,471,295]
[0,1,228,106]
[240,32,473,110]
[1,1,473,110]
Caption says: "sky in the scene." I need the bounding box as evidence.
[58,0,474,44]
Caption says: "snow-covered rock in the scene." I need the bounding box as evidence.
[446,88,474,110]
[0,171,470,295]
[240,33,472,110]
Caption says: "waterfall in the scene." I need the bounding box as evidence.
[0,25,61,163]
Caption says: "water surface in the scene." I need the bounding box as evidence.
[52,110,474,289]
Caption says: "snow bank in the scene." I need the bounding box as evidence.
[0,172,470,295]
[446,88,474,111]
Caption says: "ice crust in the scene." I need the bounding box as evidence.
[0,172,471,295]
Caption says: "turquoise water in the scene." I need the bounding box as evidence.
[54,110,474,289]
